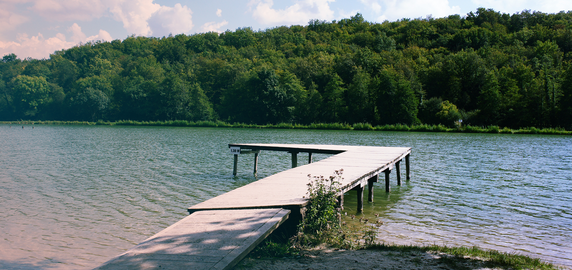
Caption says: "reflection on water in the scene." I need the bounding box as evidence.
[0,125,570,269]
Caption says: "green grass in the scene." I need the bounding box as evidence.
[2,120,571,135]
[246,234,559,269]
[368,244,559,270]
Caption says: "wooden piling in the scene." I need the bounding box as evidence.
[406,154,410,180]
[385,169,391,192]
[253,152,259,175]
[291,152,298,168]
[233,154,238,176]
[368,175,378,202]
[396,160,401,186]
[308,152,313,164]
[356,185,364,213]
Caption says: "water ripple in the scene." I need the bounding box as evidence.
[0,126,571,268]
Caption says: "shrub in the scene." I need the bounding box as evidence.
[294,170,343,246]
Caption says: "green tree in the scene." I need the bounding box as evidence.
[296,82,323,124]
[10,75,51,118]
[69,76,112,121]
[222,67,296,124]
[346,67,373,123]
[322,73,346,122]
[419,97,461,127]
[156,72,215,121]
[476,69,501,125]
[560,64,572,129]
[115,55,164,120]
[374,67,419,125]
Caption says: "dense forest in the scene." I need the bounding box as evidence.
[2,8,572,130]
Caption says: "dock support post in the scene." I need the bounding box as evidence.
[253,152,259,175]
[368,175,378,202]
[405,154,411,180]
[356,185,364,213]
[308,152,313,164]
[233,154,238,176]
[291,152,298,168]
[396,161,401,186]
[385,169,391,192]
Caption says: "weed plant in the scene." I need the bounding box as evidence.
[293,170,343,247]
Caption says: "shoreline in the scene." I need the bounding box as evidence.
[2,120,571,135]
[237,244,569,270]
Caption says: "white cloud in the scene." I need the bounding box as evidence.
[0,0,196,59]
[338,9,361,20]
[0,10,28,33]
[30,0,107,21]
[216,8,222,17]
[359,0,381,13]
[86,29,113,42]
[374,0,461,21]
[0,23,113,59]
[0,32,74,59]
[249,0,335,25]
[471,0,572,14]
[68,23,112,43]
[3,0,197,37]
[68,23,86,43]
[109,1,194,36]
[0,2,29,34]
[109,0,161,36]
[201,20,229,33]
[147,3,194,37]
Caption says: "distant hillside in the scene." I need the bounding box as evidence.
[2,8,572,129]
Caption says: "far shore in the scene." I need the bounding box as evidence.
[2,120,571,135]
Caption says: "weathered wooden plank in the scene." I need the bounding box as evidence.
[97,209,290,270]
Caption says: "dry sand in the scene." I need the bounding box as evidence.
[236,246,506,270]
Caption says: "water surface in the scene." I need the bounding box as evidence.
[0,125,570,269]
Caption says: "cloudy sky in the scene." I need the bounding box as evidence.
[1,0,571,60]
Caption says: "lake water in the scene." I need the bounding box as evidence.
[0,125,570,269]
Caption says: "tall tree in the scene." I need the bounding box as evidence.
[374,67,419,125]
[10,75,51,118]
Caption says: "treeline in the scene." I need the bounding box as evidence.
[2,8,572,130]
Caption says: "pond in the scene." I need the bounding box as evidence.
[0,125,570,269]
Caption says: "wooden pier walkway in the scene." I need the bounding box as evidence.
[97,144,411,270]
[96,209,290,270]
[193,144,411,214]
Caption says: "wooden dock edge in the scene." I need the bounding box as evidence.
[95,208,290,270]
[214,208,291,270]
[340,148,411,193]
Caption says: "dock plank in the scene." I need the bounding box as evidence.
[96,208,290,270]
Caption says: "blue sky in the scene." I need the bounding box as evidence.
[1,0,571,59]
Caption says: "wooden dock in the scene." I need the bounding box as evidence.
[194,144,411,214]
[97,144,411,270]
[96,209,290,270]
